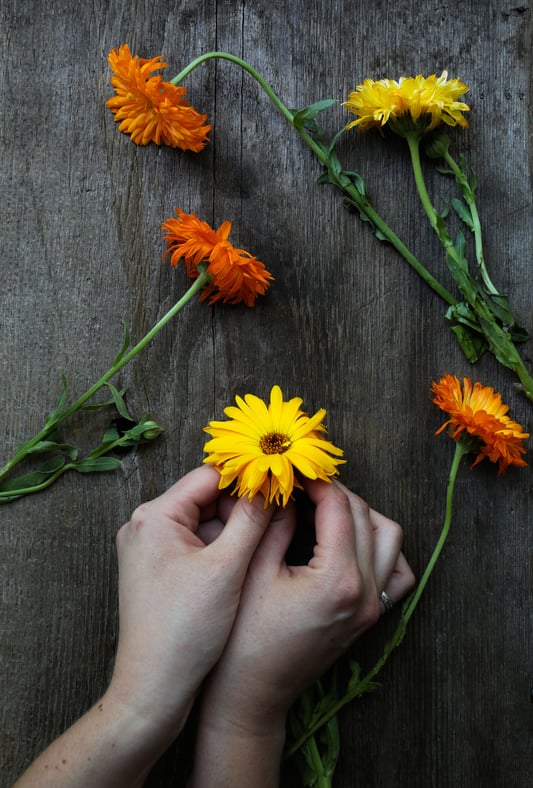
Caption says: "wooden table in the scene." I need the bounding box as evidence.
[1,1,531,785]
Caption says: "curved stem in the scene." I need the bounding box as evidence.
[406,134,447,234]
[285,440,466,759]
[171,52,295,126]
[0,269,211,481]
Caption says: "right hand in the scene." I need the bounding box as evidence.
[196,477,415,734]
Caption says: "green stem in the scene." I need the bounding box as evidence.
[513,357,533,403]
[336,179,457,306]
[406,132,470,280]
[442,150,498,295]
[406,134,449,234]
[285,440,466,759]
[0,268,211,481]
[306,735,333,788]
[172,52,294,126]
[172,53,458,308]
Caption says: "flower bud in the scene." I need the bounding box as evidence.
[140,421,164,441]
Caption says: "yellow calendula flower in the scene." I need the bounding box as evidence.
[344,71,470,136]
[203,385,345,506]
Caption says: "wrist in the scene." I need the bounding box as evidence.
[189,711,286,788]
[105,664,196,745]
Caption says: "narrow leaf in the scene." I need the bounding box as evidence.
[26,441,78,460]
[105,383,134,421]
[451,197,474,230]
[113,321,132,366]
[292,99,337,130]
[81,387,128,411]
[44,374,69,428]
[0,456,66,492]
[73,457,123,473]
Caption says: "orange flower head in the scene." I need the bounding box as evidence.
[431,374,529,474]
[106,44,211,151]
[162,209,274,306]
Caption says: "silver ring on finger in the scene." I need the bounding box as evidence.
[379,590,394,613]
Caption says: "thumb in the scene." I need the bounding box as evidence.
[210,492,275,566]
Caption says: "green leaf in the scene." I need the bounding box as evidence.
[73,457,123,473]
[44,374,69,428]
[454,230,467,262]
[81,387,128,411]
[509,324,530,343]
[0,456,67,492]
[326,126,348,156]
[26,440,78,460]
[113,321,131,366]
[477,316,524,370]
[291,99,337,131]
[449,323,488,363]
[451,197,474,230]
[445,303,488,362]
[105,383,134,421]
[445,249,475,297]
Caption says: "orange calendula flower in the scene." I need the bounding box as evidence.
[162,209,274,306]
[106,44,211,150]
[431,374,529,474]
[344,71,470,136]
[203,385,345,506]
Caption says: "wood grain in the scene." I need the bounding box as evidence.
[1,1,531,785]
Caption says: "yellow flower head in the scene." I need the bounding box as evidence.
[344,71,470,136]
[431,374,529,474]
[106,44,211,150]
[162,209,274,306]
[203,385,345,506]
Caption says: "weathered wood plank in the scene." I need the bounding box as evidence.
[1,0,531,786]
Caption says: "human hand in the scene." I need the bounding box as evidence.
[194,478,415,737]
[106,465,276,740]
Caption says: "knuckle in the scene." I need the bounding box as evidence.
[405,564,416,590]
[129,502,152,531]
[360,595,381,629]
[330,570,363,614]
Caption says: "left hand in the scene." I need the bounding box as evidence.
[108,465,277,738]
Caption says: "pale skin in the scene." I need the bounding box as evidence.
[14,466,415,788]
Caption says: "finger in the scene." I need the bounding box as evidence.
[248,502,297,573]
[210,493,276,566]
[136,465,223,532]
[301,479,357,573]
[382,552,416,603]
[368,509,404,592]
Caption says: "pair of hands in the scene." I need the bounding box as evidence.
[110,466,414,759]
[14,464,414,788]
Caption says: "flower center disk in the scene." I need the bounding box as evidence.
[260,432,291,455]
